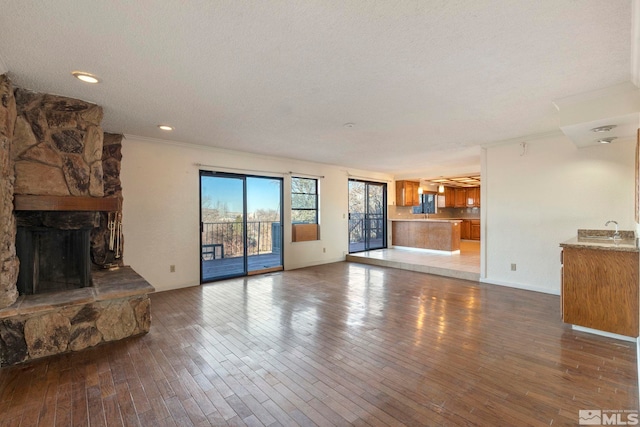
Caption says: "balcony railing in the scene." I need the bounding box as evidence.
[202,221,282,258]
[348,212,384,243]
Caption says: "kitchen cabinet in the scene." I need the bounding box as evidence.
[460,219,480,240]
[395,180,420,206]
[466,187,480,207]
[561,246,638,337]
[470,219,480,240]
[460,220,470,239]
[443,187,454,208]
[453,188,466,207]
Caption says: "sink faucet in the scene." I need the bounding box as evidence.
[605,220,620,239]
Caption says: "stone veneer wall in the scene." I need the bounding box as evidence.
[0,75,18,309]
[1,295,150,366]
[12,88,104,197]
[91,133,124,267]
[0,295,151,367]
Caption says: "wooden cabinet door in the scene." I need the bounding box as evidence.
[444,187,454,207]
[408,181,419,206]
[395,181,404,206]
[562,247,639,336]
[463,187,481,207]
[395,181,420,206]
[460,220,471,239]
[470,220,480,240]
[454,188,466,207]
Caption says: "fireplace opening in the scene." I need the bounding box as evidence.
[15,211,99,296]
[16,227,91,295]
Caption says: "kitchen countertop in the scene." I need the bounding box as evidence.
[560,229,638,253]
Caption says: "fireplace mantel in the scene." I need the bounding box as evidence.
[14,195,121,211]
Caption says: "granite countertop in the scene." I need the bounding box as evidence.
[560,229,639,253]
[389,218,462,223]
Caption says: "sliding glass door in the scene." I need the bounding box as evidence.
[200,172,283,282]
[348,179,387,253]
[246,177,283,274]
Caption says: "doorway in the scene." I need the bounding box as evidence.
[200,172,283,282]
[348,179,387,253]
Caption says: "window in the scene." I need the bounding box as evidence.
[291,177,318,224]
[412,193,436,214]
[291,177,319,242]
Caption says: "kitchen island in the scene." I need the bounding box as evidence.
[391,219,462,252]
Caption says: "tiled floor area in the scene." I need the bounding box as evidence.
[346,240,480,281]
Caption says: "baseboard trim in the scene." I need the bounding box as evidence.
[571,325,637,343]
[479,278,560,295]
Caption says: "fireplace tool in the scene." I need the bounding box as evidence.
[98,212,120,269]
[115,212,123,259]
[108,212,116,251]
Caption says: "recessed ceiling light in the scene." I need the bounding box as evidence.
[158,125,174,131]
[71,71,100,84]
[597,137,616,144]
[591,125,616,133]
[343,123,355,128]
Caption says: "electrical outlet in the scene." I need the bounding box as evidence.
[323,247,326,253]
[170,265,175,273]
[510,263,516,271]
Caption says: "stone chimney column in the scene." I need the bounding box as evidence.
[0,74,19,309]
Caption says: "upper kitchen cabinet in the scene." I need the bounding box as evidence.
[453,188,466,207]
[395,180,420,206]
[443,186,455,208]
[466,187,480,207]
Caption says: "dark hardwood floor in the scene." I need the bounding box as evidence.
[1,262,637,426]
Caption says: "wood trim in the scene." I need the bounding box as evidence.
[292,223,319,242]
[247,266,284,276]
[14,195,121,212]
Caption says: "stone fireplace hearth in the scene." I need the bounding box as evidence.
[0,74,154,367]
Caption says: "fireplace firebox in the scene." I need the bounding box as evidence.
[16,227,92,295]
[14,210,100,295]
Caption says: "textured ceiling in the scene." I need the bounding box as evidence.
[0,1,633,176]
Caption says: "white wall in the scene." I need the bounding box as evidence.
[483,135,636,294]
[120,136,392,292]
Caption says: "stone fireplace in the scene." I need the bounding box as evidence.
[0,74,153,367]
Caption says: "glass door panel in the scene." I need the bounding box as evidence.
[246,177,283,274]
[349,180,387,253]
[366,183,386,250]
[200,174,246,281]
[348,181,365,253]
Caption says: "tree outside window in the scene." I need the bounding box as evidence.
[291,177,318,224]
